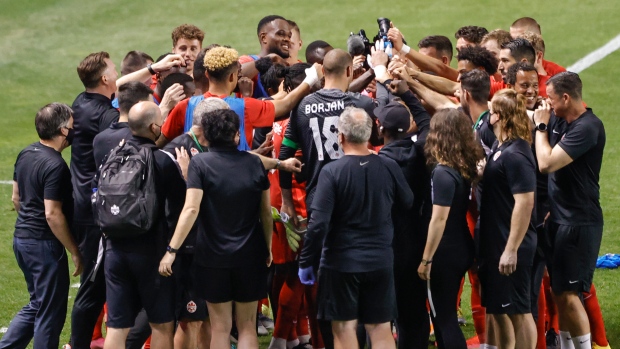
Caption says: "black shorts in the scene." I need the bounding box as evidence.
[175,254,208,321]
[317,267,397,324]
[104,249,175,328]
[479,262,531,315]
[192,263,268,303]
[548,223,602,293]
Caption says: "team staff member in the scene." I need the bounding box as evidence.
[160,109,274,349]
[479,89,537,349]
[298,107,413,349]
[103,102,186,349]
[1,103,82,349]
[533,72,606,349]
[68,51,119,349]
[419,109,483,349]
[160,46,322,147]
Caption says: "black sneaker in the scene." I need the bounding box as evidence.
[292,343,313,349]
[546,328,560,349]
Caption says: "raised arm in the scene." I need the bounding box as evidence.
[269,63,323,118]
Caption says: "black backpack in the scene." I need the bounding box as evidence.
[94,141,158,238]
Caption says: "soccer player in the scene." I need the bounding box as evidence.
[103,102,186,349]
[419,108,484,349]
[518,31,566,81]
[481,29,513,59]
[1,103,82,349]
[170,24,205,78]
[285,20,303,65]
[498,38,536,84]
[305,40,333,64]
[298,107,413,349]
[455,25,489,52]
[533,72,606,349]
[161,46,321,147]
[505,62,540,111]
[68,51,119,349]
[479,89,537,349]
[417,35,453,65]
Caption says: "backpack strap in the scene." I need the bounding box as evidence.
[184,95,205,133]
[222,97,251,151]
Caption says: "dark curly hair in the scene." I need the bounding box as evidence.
[455,26,489,44]
[284,63,311,92]
[201,109,240,147]
[457,46,498,75]
[260,63,287,95]
[506,62,537,86]
[425,108,484,182]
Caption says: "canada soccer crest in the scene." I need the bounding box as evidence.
[111,205,120,216]
[187,300,197,313]
[190,147,199,157]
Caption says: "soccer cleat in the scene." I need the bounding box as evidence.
[546,328,560,349]
[62,345,72,349]
[258,323,269,336]
[292,343,313,349]
[259,314,274,330]
[593,343,611,349]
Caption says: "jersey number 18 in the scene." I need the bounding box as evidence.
[309,116,342,161]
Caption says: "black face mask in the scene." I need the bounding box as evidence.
[65,127,75,145]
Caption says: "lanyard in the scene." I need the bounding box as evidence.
[190,130,204,153]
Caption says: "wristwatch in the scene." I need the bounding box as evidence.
[147,63,156,75]
[275,159,281,169]
[421,259,433,266]
[535,123,547,132]
[166,245,179,254]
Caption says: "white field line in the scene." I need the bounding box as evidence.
[567,33,620,73]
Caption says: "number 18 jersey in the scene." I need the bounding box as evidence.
[282,88,375,204]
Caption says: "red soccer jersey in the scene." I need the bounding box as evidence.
[269,118,307,264]
[489,75,507,99]
[161,91,275,145]
[542,59,566,77]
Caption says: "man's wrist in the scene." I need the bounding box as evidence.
[401,44,411,55]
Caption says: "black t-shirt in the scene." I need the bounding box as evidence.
[299,154,414,272]
[479,139,537,265]
[431,165,474,251]
[473,110,496,156]
[548,109,605,226]
[279,89,376,206]
[92,121,132,168]
[163,132,207,254]
[14,142,73,240]
[105,136,186,256]
[71,92,119,225]
[187,145,270,268]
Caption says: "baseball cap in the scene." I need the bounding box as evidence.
[375,101,411,133]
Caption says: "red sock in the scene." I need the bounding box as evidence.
[92,307,105,340]
[144,336,151,349]
[271,269,287,320]
[468,271,486,343]
[305,284,324,349]
[543,274,559,331]
[273,273,304,339]
[584,283,609,346]
[537,284,547,349]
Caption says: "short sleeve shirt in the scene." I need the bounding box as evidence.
[548,109,605,225]
[187,146,270,268]
[431,165,473,249]
[14,142,73,239]
[479,139,537,265]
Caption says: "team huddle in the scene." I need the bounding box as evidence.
[1,13,608,349]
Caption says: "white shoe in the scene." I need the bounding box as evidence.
[258,323,269,336]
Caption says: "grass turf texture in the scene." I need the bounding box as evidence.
[0,0,619,347]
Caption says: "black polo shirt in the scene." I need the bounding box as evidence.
[92,121,132,168]
[163,132,207,158]
[105,136,186,256]
[431,165,473,250]
[548,109,605,226]
[14,142,73,240]
[71,92,119,225]
[187,145,270,268]
[299,154,414,273]
[479,138,537,265]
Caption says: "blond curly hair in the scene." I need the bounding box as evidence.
[203,47,239,71]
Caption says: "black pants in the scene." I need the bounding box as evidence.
[70,224,105,349]
[427,244,473,349]
[394,266,429,349]
[126,309,151,349]
[0,237,69,349]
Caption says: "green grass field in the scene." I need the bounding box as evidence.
[1,0,619,347]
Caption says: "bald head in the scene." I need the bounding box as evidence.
[128,101,163,139]
[323,49,353,77]
[510,17,541,38]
